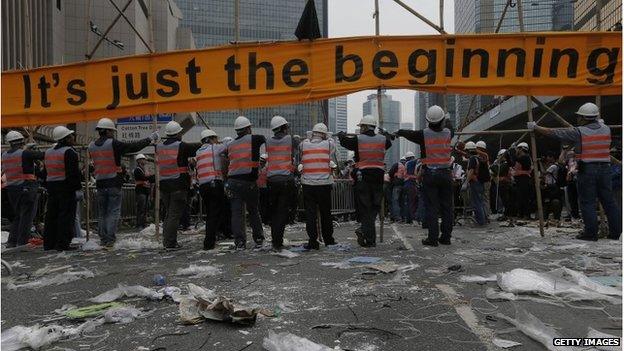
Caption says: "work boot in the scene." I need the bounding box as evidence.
[303,241,320,250]
[203,240,215,251]
[165,243,182,251]
[254,238,264,248]
[272,243,284,252]
[355,229,366,247]
[324,238,337,246]
[439,238,451,245]
[421,238,438,247]
[575,234,597,242]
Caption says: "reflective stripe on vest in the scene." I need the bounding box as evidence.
[88,139,120,180]
[196,144,223,184]
[157,141,187,180]
[2,149,35,186]
[301,139,331,180]
[356,134,386,170]
[228,134,254,176]
[45,146,71,182]
[257,167,268,188]
[513,161,532,177]
[266,135,293,177]
[422,128,452,167]
[578,124,611,163]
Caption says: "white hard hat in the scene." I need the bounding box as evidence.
[135,153,147,161]
[165,121,183,136]
[5,130,24,143]
[330,160,337,169]
[497,149,507,157]
[358,115,377,127]
[260,153,268,160]
[517,142,529,150]
[575,102,599,118]
[270,115,288,131]
[234,116,251,130]
[464,141,477,150]
[312,123,329,134]
[476,141,487,149]
[404,151,415,158]
[96,117,117,131]
[200,129,217,140]
[53,126,74,141]
[426,105,446,123]
[400,156,406,161]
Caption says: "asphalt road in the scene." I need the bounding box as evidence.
[1,220,621,351]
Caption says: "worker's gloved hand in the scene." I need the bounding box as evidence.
[297,164,304,172]
[526,122,536,130]
[336,131,347,138]
[150,131,160,143]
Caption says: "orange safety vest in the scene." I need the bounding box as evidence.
[2,149,36,186]
[158,141,187,180]
[266,135,293,177]
[45,146,72,182]
[196,144,224,184]
[228,134,256,176]
[578,124,611,163]
[422,128,452,167]
[301,139,331,180]
[356,134,386,170]
[88,138,121,180]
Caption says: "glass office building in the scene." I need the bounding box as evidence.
[176,0,328,136]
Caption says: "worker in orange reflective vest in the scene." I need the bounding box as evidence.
[299,123,339,250]
[338,115,393,247]
[225,116,266,250]
[88,118,157,248]
[43,127,82,251]
[2,130,44,247]
[133,153,154,230]
[157,121,201,249]
[396,106,455,247]
[529,102,621,241]
[265,116,299,251]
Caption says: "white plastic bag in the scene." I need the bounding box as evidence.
[176,264,221,278]
[90,283,164,303]
[104,306,142,324]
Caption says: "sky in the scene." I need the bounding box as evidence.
[328,0,454,131]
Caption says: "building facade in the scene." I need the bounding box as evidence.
[175,0,329,136]
[328,96,349,162]
[362,92,401,168]
[454,0,574,127]
[574,0,622,31]
[399,122,417,158]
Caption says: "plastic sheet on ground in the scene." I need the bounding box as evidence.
[588,276,622,287]
[7,269,95,290]
[175,264,221,278]
[81,240,102,251]
[497,268,621,303]
[158,286,184,303]
[179,283,259,325]
[587,328,623,351]
[104,306,142,324]
[89,283,164,303]
[496,306,573,351]
[492,337,522,348]
[272,250,300,259]
[459,274,497,283]
[326,243,352,252]
[1,319,103,351]
[114,237,161,250]
[262,331,334,351]
[348,256,382,264]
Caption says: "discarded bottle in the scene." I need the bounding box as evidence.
[153,274,166,286]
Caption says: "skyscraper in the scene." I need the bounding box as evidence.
[176,0,328,136]
[362,92,401,168]
[328,96,349,161]
[399,122,417,157]
[454,0,573,127]
[574,0,621,31]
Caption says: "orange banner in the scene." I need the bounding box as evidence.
[1,32,621,127]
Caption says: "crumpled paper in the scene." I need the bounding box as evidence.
[179,283,259,325]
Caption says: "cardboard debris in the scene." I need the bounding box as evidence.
[179,283,261,326]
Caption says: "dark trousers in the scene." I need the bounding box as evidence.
[515,176,532,219]
[259,187,270,225]
[566,181,580,218]
[136,192,148,228]
[161,189,187,248]
[7,183,39,246]
[43,190,76,251]
[422,169,453,242]
[200,181,226,248]
[543,186,562,220]
[227,179,264,246]
[355,181,383,244]
[577,163,622,239]
[268,179,296,247]
[498,181,513,217]
[302,184,334,244]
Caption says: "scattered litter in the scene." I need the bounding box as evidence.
[447,264,462,272]
[588,276,622,287]
[492,337,522,349]
[64,302,124,319]
[272,250,300,259]
[153,274,166,286]
[81,240,102,251]
[176,264,221,278]
[158,286,183,303]
[365,262,399,274]
[496,307,568,351]
[262,331,333,351]
[179,283,260,325]
[459,274,497,283]
[114,237,160,251]
[1,319,103,351]
[103,306,142,324]
[7,269,95,290]
[289,246,308,253]
[90,283,164,303]
[326,243,352,252]
[348,257,382,264]
[587,328,622,351]
[497,268,621,303]
[388,271,409,285]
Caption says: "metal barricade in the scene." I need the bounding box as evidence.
[329,179,355,216]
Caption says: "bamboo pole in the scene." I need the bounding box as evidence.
[517,0,544,237]
[391,0,446,34]
[374,0,384,243]
[147,0,160,241]
[84,128,91,241]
